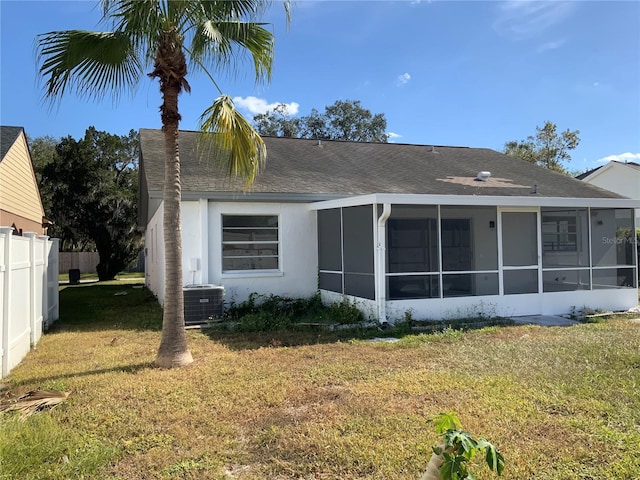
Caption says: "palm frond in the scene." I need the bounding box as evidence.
[36,30,143,103]
[198,95,266,188]
[0,390,70,418]
[190,20,273,83]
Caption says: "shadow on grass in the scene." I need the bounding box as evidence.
[52,282,162,333]
[4,362,153,391]
[201,319,516,351]
[201,325,401,351]
[53,281,514,351]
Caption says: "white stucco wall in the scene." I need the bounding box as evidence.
[144,202,165,304]
[384,288,638,322]
[206,201,318,304]
[146,200,319,307]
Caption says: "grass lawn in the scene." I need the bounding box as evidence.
[1,282,639,479]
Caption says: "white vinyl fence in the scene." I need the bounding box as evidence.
[0,227,59,378]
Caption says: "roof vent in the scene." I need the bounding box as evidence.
[476,171,491,182]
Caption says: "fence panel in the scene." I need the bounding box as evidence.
[47,239,60,323]
[7,235,31,376]
[58,252,99,275]
[0,228,59,378]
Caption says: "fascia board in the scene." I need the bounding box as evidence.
[309,193,640,210]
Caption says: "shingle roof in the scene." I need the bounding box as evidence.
[0,126,24,161]
[140,128,623,200]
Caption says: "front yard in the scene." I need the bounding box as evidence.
[1,282,639,479]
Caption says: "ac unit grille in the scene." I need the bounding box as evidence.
[183,285,224,325]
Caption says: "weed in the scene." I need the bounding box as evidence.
[326,297,364,325]
[221,293,364,331]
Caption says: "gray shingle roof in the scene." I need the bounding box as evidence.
[0,126,24,161]
[140,128,623,200]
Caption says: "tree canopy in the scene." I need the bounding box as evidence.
[253,99,388,142]
[34,127,142,281]
[504,121,580,174]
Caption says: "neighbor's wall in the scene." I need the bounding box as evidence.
[584,164,640,223]
[0,133,45,235]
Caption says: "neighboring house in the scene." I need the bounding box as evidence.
[0,126,48,235]
[577,161,640,226]
[139,129,639,322]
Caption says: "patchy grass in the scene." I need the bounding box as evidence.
[1,283,639,479]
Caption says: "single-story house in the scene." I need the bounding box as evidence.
[0,126,49,236]
[577,160,640,226]
[139,129,639,322]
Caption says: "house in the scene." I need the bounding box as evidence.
[0,126,48,235]
[139,129,639,322]
[577,160,640,226]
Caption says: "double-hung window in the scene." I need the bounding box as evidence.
[222,215,279,272]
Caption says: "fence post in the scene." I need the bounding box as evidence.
[40,235,50,327]
[24,232,37,346]
[48,238,59,322]
[1,227,13,378]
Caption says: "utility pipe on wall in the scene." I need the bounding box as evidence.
[376,204,392,324]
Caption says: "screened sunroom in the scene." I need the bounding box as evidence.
[312,194,638,323]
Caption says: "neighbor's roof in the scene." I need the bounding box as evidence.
[140,128,624,200]
[576,160,640,180]
[0,126,24,161]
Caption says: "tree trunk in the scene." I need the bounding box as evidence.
[153,30,193,368]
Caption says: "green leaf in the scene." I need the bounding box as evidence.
[484,444,505,475]
[440,454,468,480]
[432,412,462,434]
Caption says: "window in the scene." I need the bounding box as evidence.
[222,215,279,271]
[543,215,577,252]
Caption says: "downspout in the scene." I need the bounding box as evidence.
[376,204,392,325]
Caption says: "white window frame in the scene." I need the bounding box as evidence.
[221,214,281,275]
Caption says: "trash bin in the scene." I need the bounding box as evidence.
[68,269,80,285]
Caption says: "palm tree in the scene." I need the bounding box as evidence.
[36,0,289,368]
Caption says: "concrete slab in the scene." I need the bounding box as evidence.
[510,315,580,327]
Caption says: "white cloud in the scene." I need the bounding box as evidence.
[536,39,565,53]
[387,132,402,142]
[232,96,300,116]
[395,73,411,87]
[493,1,574,40]
[596,152,640,163]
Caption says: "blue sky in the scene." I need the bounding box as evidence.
[1,0,638,173]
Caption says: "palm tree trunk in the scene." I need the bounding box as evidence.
[153,30,193,368]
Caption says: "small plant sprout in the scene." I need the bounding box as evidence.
[421,412,504,480]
